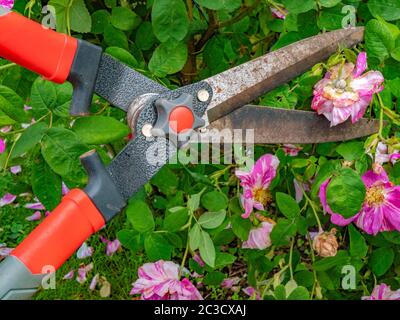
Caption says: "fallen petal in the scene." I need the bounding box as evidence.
[26,211,42,221]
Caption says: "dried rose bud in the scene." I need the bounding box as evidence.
[312,228,339,258]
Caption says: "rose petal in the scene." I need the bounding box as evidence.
[10,165,22,174]
[0,193,16,207]
[76,242,94,259]
[26,211,42,221]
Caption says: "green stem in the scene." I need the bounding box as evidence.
[179,209,195,278]
[307,232,320,300]
[376,93,386,141]
[303,190,323,232]
[2,133,20,172]
[0,63,16,71]
[289,238,294,280]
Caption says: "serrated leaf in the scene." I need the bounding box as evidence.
[126,199,155,233]
[12,122,48,159]
[148,42,188,78]
[276,192,300,219]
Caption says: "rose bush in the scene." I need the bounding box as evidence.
[1,0,400,300]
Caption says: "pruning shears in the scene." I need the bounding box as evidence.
[0,12,379,300]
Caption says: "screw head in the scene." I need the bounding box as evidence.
[142,123,153,137]
[197,89,210,102]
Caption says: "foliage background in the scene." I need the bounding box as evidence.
[1,0,400,300]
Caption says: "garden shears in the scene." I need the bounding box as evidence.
[0,12,380,299]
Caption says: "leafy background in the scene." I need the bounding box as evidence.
[1,0,400,300]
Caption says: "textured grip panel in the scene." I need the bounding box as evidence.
[0,12,77,83]
[11,189,105,274]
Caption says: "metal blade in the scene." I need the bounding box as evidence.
[208,106,380,144]
[203,27,364,125]
[94,54,169,112]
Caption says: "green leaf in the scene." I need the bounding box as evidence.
[163,206,189,232]
[198,210,226,229]
[104,25,129,50]
[189,223,202,251]
[287,286,310,300]
[336,141,365,161]
[91,10,110,34]
[270,218,297,246]
[199,230,216,267]
[0,86,28,122]
[111,7,141,31]
[49,0,92,33]
[365,19,398,62]
[31,155,61,211]
[326,168,366,219]
[0,109,15,126]
[40,128,89,184]
[144,232,173,261]
[215,252,236,268]
[281,0,316,14]
[152,0,189,43]
[105,47,138,68]
[12,122,48,159]
[276,192,300,219]
[195,0,241,12]
[368,0,400,21]
[126,199,155,233]
[151,166,179,195]
[349,224,368,259]
[382,231,400,244]
[201,191,228,211]
[117,229,142,253]
[318,5,347,31]
[135,21,157,51]
[319,0,342,8]
[148,42,188,77]
[231,213,252,241]
[313,251,349,271]
[369,247,394,276]
[72,116,129,145]
[203,271,225,286]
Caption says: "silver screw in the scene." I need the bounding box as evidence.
[197,89,210,102]
[142,123,153,137]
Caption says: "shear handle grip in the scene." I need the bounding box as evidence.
[0,12,77,83]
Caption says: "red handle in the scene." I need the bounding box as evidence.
[0,12,77,83]
[11,189,105,274]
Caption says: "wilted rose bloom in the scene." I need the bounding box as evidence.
[0,138,5,154]
[0,193,16,207]
[130,260,203,300]
[319,165,400,235]
[312,228,339,257]
[236,154,280,218]
[362,284,400,300]
[0,0,14,9]
[270,7,287,19]
[282,144,302,156]
[242,221,275,250]
[312,52,384,127]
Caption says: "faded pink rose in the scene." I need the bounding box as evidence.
[235,154,279,218]
[312,52,384,127]
[130,260,203,300]
[319,165,400,235]
[282,144,302,156]
[362,284,400,300]
[242,221,274,250]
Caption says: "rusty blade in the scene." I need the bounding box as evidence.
[208,106,380,144]
[203,27,364,125]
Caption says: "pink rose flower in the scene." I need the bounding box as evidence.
[235,154,280,218]
[319,165,400,235]
[130,260,203,300]
[362,284,400,300]
[390,152,400,165]
[242,221,274,250]
[312,52,384,127]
